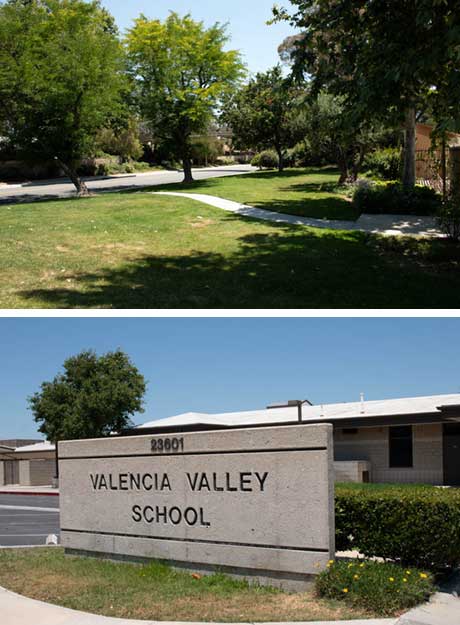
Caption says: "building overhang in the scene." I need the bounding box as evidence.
[122,409,460,437]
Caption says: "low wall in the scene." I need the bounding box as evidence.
[334,461,371,483]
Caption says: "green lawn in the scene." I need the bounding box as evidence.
[0,549,371,622]
[2,190,460,308]
[155,167,360,221]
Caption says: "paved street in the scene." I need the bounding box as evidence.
[0,495,60,547]
[0,164,254,204]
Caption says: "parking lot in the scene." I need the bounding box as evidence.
[0,495,60,547]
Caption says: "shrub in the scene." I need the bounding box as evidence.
[353,181,442,215]
[437,197,460,241]
[316,559,434,616]
[335,484,460,570]
[364,147,403,180]
[251,150,279,170]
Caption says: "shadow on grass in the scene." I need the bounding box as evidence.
[20,221,460,309]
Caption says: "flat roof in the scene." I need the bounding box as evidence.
[137,393,460,431]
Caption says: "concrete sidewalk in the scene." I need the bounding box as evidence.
[154,192,443,238]
[397,592,460,625]
[0,586,396,625]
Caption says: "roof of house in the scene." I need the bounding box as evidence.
[138,393,460,431]
[13,441,55,453]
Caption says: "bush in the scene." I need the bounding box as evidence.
[251,150,279,170]
[364,148,403,180]
[316,559,434,616]
[335,484,460,570]
[353,181,442,215]
[437,197,460,241]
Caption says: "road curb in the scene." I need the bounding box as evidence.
[0,490,59,497]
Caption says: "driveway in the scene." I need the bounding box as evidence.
[0,494,60,547]
[0,164,255,204]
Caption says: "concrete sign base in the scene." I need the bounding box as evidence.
[59,424,335,590]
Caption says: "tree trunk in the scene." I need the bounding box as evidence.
[182,153,194,184]
[58,159,90,197]
[276,146,285,172]
[402,107,416,191]
[351,145,366,182]
[337,151,349,184]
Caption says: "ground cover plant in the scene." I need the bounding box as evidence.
[336,483,460,570]
[0,548,372,622]
[316,559,435,616]
[2,189,460,309]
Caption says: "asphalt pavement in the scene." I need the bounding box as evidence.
[0,164,255,204]
[0,494,60,547]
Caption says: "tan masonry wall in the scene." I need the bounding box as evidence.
[334,424,444,485]
[18,459,55,486]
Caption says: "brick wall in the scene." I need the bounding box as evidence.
[334,424,444,484]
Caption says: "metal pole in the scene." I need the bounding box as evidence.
[298,401,302,423]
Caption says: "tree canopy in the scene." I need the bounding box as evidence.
[28,349,146,442]
[273,0,460,188]
[126,12,245,183]
[222,66,301,171]
[0,0,126,194]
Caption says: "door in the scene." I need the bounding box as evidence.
[443,424,460,486]
[4,460,19,484]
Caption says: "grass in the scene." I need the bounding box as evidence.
[2,189,460,308]
[0,548,373,622]
[155,167,360,221]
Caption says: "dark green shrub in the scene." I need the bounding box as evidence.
[316,559,434,616]
[353,181,442,215]
[335,484,460,570]
[364,148,403,180]
[437,197,460,241]
[251,150,279,170]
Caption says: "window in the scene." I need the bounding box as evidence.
[389,426,413,468]
[342,428,358,435]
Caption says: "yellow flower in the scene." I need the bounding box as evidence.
[348,563,354,568]
[359,563,365,568]
[354,574,359,580]
[420,573,428,579]
[403,578,408,583]
[406,570,411,575]
[389,577,395,582]
[343,588,349,593]
[328,560,334,565]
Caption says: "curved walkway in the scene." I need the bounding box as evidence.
[0,585,396,625]
[154,192,443,238]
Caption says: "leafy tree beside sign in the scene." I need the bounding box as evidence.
[28,349,146,442]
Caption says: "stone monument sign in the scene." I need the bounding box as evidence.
[59,424,334,589]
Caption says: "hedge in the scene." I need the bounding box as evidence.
[336,483,460,571]
[353,180,442,215]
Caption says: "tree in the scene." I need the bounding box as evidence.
[303,91,391,182]
[222,66,301,171]
[28,349,146,442]
[126,12,245,183]
[0,0,126,195]
[96,117,144,163]
[273,0,460,190]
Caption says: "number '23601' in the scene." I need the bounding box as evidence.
[151,438,184,453]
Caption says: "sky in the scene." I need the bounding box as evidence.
[101,0,295,74]
[1,317,460,439]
